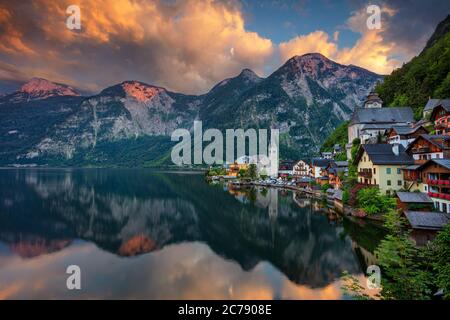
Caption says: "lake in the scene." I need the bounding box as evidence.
[0,169,385,299]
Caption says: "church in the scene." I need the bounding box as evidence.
[346,92,415,159]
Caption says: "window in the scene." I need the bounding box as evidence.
[386,168,391,174]
[387,180,391,186]
[374,168,376,174]
[398,180,402,186]
[397,168,401,174]
[374,179,376,185]
[425,186,428,191]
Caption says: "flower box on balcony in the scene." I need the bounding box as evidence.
[445,194,450,200]
[439,180,444,185]
[439,193,445,199]
[445,180,450,186]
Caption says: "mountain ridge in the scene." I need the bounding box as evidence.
[0,53,382,166]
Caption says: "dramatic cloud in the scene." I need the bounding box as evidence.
[279,31,338,62]
[279,5,398,74]
[0,0,274,94]
[0,0,448,94]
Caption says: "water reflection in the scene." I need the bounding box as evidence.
[0,169,385,299]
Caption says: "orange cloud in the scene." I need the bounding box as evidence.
[279,31,338,63]
[278,5,400,75]
[0,0,274,94]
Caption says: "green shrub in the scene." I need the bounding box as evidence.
[357,187,396,215]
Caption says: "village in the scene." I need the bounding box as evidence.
[207,93,450,244]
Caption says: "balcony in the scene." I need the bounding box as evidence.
[358,171,372,178]
[428,192,450,200]
[427,179,450,186]
[412,147,430,153]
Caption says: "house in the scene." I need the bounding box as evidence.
[422,98,443,119]
[325,161,348,189]
[278,160,295,178]
[402,164,423,192]
[403,210,450,245]
[396,192,434,212]
[311,158,331,181]
[227,162,249,177]
[386,125,429,149]
[406,134,450,164]
[417,159,450,213]
[333,144,342,155]
[404,211,450,231]
[347,92,414,153]
[354,144,414,194]
[293,160,311,178]
[321,152,333,159]
[430,100,450,135]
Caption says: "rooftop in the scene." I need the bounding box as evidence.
[350,107,414,125]
[425,98,450,112]
[311,158,331,168]
[356,144,414,165]
[404,211,450,230]
[396,192,433,203]
[417,159,450,171]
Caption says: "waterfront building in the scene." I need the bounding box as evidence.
[395,192,434,212]
[354,143,414,195]
[403,211,450,245]
[324,161,348,189]
[278,160,295,178]
[293,160,311,178]
[311,158,332,181]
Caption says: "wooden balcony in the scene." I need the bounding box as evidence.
[358,171,372,178]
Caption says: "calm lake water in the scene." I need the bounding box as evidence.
[0,169,385,299]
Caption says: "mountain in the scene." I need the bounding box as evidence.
[375,14,450,119]
[202,53,382,158]
[0,54,382,166]
[0,78,80,103]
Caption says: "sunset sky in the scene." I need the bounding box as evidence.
[0,0,449,95]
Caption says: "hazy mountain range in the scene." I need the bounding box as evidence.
[0,53,382,167]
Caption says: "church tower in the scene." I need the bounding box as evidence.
[363,92,383,108]
[268,130,279,178]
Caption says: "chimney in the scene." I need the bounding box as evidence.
[392,144,399,156]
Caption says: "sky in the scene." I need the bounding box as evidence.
[0,0,449,95]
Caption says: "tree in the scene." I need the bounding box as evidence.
[248,164,257,179]
[427,223,450,299]
[357,187,396,215]
[374,210,433,300]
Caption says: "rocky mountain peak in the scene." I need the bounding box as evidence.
[19,78,80,99]
[237,68,261,81]
[121,81,166,102]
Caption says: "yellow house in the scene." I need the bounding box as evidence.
[354,144,415,195]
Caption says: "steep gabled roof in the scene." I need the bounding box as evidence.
[355,144,414,165]
[311,158,331,168]
[404,211,450,230]
[406,134,450,153]
[417,159,450,171]
[423,99,443,112]
[430,101,450,120]
[388,125,428,136]
[350,107,414,125]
